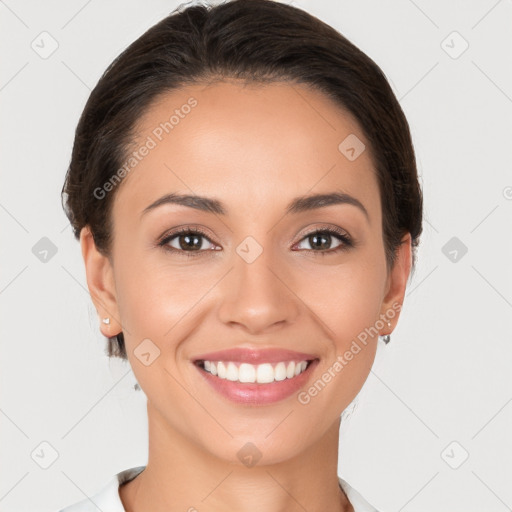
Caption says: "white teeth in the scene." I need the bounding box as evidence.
[274,362,287,381]
[256,363,274,384]
[239,363,256,383]
[226,362,238,381]
[200,359,311,383]
[217,361,227,379]
[286,361,295,379]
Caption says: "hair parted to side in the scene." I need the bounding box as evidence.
[62,0,423,360]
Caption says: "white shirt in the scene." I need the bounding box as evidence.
[58,465,379,512]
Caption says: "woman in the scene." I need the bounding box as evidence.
[59,0,422,510]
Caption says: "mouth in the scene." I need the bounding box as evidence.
[194,358,316,384]
[192,350,320,405]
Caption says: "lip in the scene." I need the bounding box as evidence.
[192,347,317,364]
[194,358,320,405]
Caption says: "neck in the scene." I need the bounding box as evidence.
[119,401,353,512]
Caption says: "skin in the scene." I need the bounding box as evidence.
[80,80,412,512]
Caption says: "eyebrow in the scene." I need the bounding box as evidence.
[140,191,369,220]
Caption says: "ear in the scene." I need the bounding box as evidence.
[80,226,121,338]
[379,233,413,335]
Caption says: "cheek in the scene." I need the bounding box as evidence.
[299,256,385,387]
[307,275,383,409]
[113,249,210,347]
[112,257,195,391]
[299,257,385,338]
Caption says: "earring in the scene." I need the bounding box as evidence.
[102,317,110,325]
[382,321,392,344]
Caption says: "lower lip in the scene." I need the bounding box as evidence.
[194,360,319,405]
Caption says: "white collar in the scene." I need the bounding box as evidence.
[59,465,380,512]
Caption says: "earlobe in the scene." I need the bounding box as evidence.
[79,226,121,337]
[379,233,413,335]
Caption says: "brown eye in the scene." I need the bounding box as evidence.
[159,228,217,256]
[171,232,206,251]
[295,228,352,254]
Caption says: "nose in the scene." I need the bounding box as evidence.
[217,242,300,335]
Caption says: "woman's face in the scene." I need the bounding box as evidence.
[82,80,411,464]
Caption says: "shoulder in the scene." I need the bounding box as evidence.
[56,466,146,512]
[338,476,381,512]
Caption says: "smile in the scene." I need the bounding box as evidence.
[193,358,320,405]
[196,359,312,384]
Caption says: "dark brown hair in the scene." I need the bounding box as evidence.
[62,0,423,360]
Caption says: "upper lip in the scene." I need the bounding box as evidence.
[193,348,318,364]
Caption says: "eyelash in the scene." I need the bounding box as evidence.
[157,225,353,258]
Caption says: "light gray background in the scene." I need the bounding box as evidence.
[1,1,511,511]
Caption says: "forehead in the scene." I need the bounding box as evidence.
[114,80,380,221]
